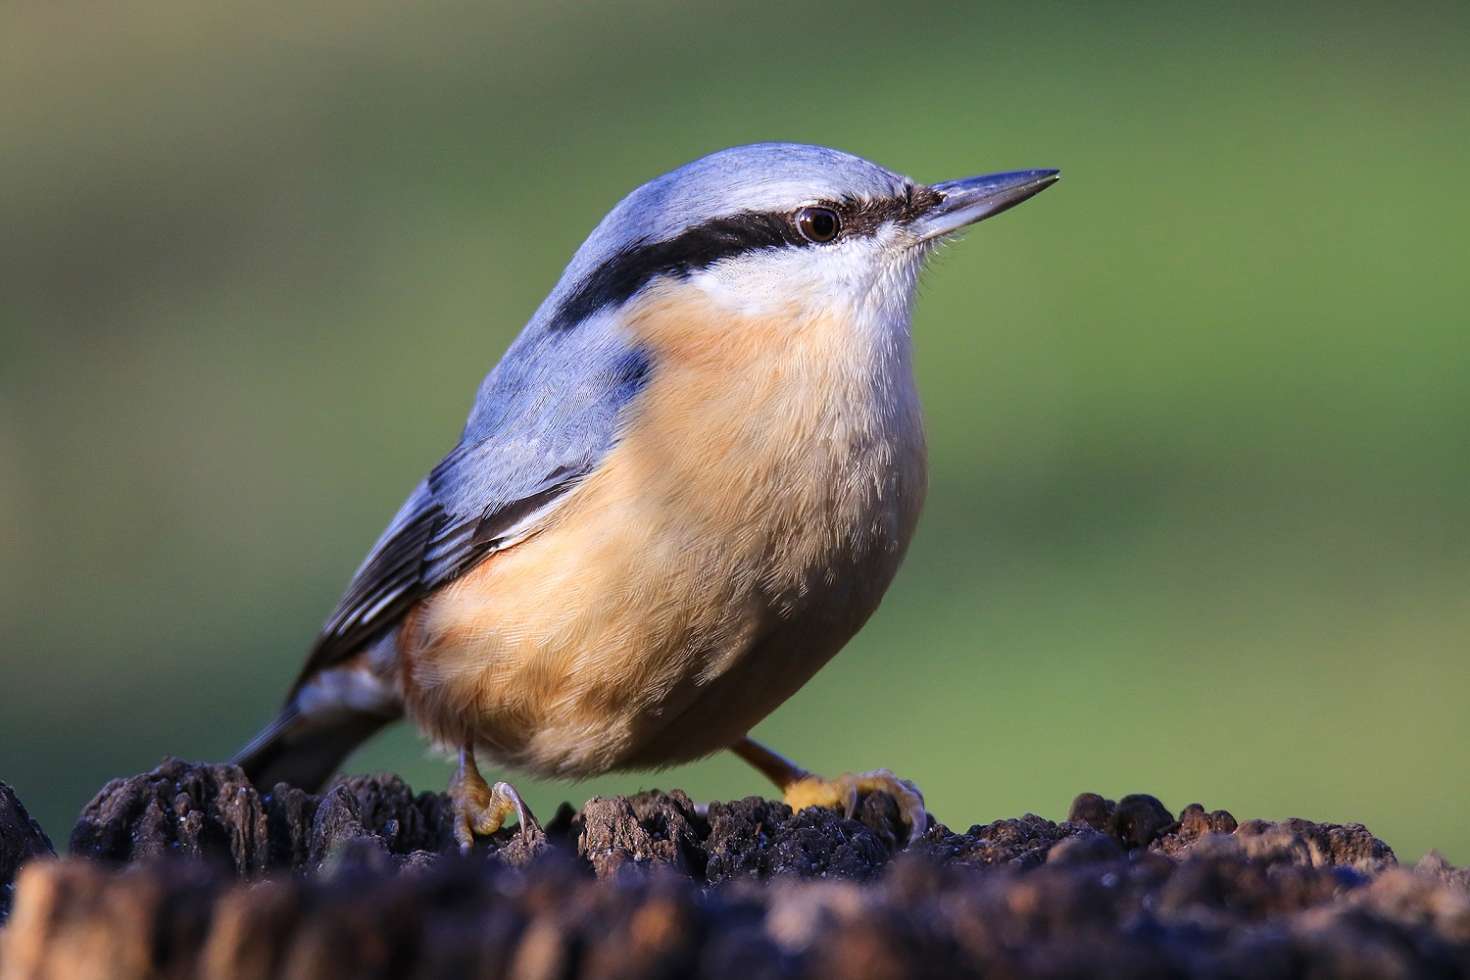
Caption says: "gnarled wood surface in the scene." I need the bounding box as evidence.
[1,758,1466,978]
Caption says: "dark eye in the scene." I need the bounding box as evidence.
[796,206,840,243]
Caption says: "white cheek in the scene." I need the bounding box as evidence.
[689,231,924,332]
[686,247,836,316]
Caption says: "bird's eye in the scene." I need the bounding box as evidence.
[796,206,841,243]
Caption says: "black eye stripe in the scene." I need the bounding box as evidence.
[548,213,802,331]
[547,185,943,332]
[838,184,944,236]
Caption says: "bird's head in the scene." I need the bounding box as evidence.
[538,143,1058,339]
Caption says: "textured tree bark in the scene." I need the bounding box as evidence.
[1,758,1466,979]
[0,782,54,924]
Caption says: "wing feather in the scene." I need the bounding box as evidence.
[286,327,651,699]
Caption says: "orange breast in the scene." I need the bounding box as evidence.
[397,284,926,777]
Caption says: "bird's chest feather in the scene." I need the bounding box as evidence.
[616,288,926,591]
[407,290,925,772]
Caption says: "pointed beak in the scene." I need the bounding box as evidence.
[911,169,1060,241]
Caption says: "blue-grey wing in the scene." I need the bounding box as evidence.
[290,321,650,693]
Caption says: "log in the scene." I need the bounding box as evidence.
[0,782,54,924]
[1,758,1467,978]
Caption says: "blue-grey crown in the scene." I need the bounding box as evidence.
[534,143,917,332]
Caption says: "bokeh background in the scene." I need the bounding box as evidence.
[4,1,1467,861]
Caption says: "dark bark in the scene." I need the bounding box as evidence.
[1,758,1465,979]
[0,781,55,923]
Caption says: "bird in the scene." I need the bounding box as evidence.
[234,143,1058,849]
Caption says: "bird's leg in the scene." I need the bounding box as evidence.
[732,737,929,845]
[447,743,540,853]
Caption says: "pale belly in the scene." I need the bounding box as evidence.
[397,438,925,778]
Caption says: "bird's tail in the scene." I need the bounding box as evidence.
[233,667,402,794]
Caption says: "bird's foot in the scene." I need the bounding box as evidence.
[448,748,540,853]
[783,768,928,846]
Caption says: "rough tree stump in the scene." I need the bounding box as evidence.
[1,758,1467,978]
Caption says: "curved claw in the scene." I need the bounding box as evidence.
[493,781,543,838]
[452,779,540,853]
[449,748,540,853]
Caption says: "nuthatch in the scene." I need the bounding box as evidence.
[236,143,1058,847]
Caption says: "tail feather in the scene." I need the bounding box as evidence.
[234,705,396,794]
[236,652,404,793]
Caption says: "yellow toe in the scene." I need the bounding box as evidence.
[783,775,855,814]
[782,768,928,846]
[451,777,537,851]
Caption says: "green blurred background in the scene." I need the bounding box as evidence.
[3,1,1467,862]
